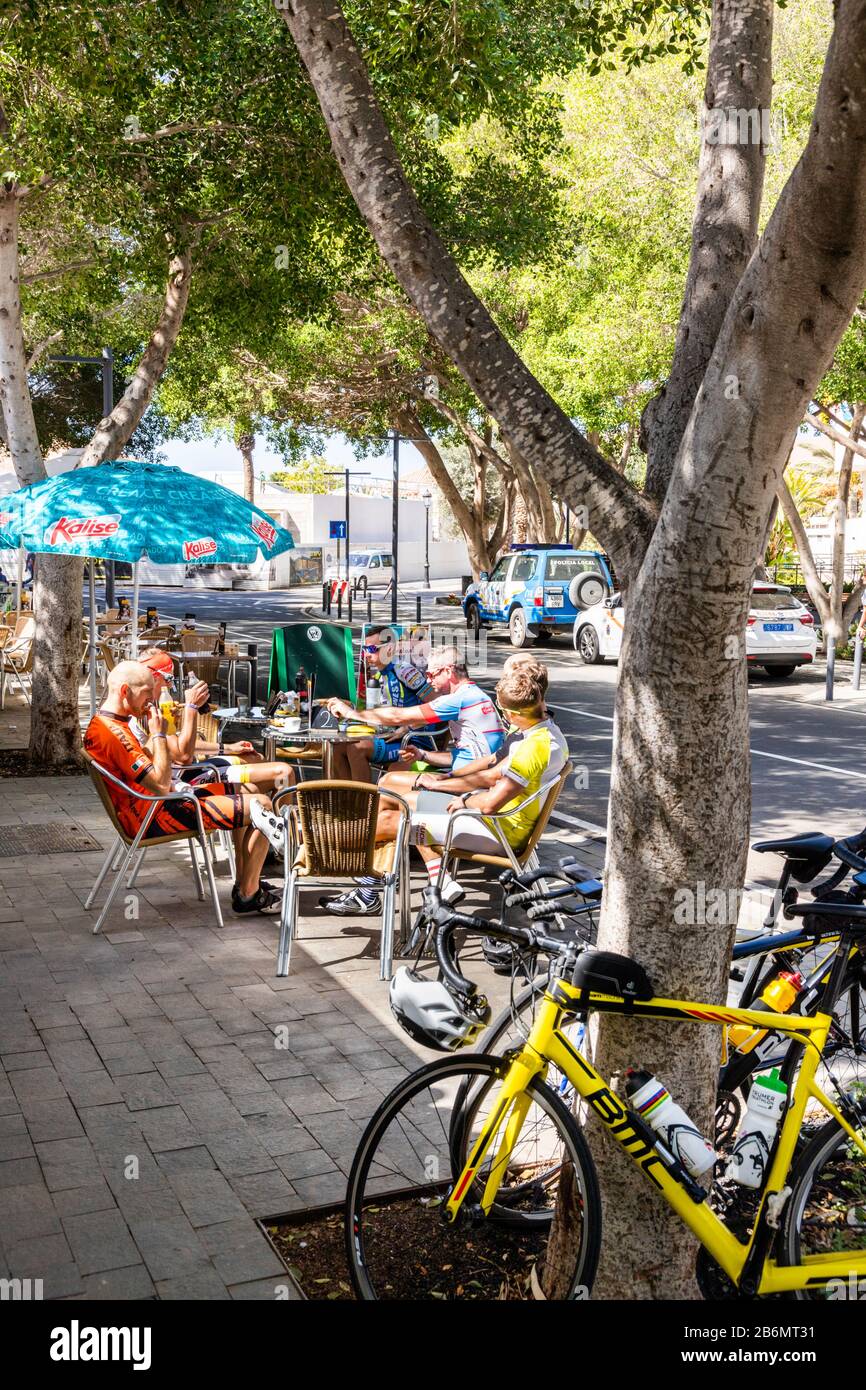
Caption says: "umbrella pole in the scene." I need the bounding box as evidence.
[16,544,24,620]
[88,559,97,716]
[130,562,140,658]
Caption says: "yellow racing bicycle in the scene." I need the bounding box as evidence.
[345,892,866,1300]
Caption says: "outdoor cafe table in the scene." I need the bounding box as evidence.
[261,719,388,777]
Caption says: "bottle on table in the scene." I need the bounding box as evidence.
[726,1068,788,1189]
[295,666,308,718]
[625,1068,717,1178]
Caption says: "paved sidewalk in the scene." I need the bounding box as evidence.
[0,693,600,1300]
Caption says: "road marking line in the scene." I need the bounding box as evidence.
[551,704,614,723]
[750,748,866,780]
[550,811,608,837]
[555,703,866,782]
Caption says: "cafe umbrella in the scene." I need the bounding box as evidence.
[0,459,294,712]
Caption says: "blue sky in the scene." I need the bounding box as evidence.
[160,431,425,484]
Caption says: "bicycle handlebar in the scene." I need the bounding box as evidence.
[422,889,570,997]
[833,840,866,875]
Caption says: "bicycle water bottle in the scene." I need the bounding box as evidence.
[726,1068,787,1189]
[727,970,804,1055]
[625,1069,717,1178]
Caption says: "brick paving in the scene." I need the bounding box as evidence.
[0,688,602,1300]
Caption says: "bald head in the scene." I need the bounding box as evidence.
[106,661,155,716]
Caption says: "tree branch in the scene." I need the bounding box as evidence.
[805,411,866,462]
[21,258,96,285]
[76,241,196,467]
[276,0,656,581]
[776,479,829,621]
[640,0,774,504]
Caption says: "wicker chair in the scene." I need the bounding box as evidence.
[271,780,411,980]
[0,623,34,708]
[179,632,224,688]
[84,756,225,934]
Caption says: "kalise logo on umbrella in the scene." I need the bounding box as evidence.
[251,515,277,549]
[183,537,218,562]
[0,512,13,527]
[46,515,122,546]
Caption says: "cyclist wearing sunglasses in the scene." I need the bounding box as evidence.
[328,627,434,785]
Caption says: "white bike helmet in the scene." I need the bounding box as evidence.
[389,967,491,1053]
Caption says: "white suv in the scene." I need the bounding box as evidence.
[573,581,817,678]
[746,582,817,677]
[325,550,395,593]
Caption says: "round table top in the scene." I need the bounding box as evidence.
[264,720,383,742]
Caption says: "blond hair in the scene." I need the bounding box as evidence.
[502,653,549,696]
[496,667,544,715]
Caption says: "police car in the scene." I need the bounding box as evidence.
[462,545,616,648]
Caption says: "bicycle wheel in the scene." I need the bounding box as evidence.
[346,1052,601,1301]
[449,986,584,1210]
[780,1108,866,1298]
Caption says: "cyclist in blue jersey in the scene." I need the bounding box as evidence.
[330,627,434,783]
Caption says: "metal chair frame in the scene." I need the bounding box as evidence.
[437,760,573,879]
[271,780,412,981]
[84,757,226,934]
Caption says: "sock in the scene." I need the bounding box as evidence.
[352,875,380,907]
[425,860,462,903]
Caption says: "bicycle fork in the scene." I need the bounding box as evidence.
[445,1045,546,1223]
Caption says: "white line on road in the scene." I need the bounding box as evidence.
[555,703,866,783]
[750,748,866,780]
[550,811,608,837]
[552,704,613,723]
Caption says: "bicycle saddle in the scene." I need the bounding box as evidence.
[752,831,834,881]
[571,950,654,1001]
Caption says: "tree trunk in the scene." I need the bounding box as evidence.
[280,0,866,1301]
[0,189,85,767]
[0,192,44,487]
[828,404,866,645]
[238,431,255,503]
[276,0,656,584]
[776,476,831,624]
[29,553,87,765]
[588,0,866,1295]
[392,404,492,576]
[77,246,194,468]
[640,0,774,505]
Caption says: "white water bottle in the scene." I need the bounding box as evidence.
[726,1068,787,1189]
[625,1069,717,1178]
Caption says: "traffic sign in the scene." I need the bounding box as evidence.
[329,519,347,539]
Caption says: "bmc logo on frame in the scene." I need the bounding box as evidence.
[251,515,277,549]
[182,537,218,562]
[46,514,121,546]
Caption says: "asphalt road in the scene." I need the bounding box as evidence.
[97,583,866,891]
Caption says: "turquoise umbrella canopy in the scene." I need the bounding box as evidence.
[0,459,294,563]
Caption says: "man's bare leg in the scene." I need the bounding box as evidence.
[345,738,374,783]
[225,762,295,795]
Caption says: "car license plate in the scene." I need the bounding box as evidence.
[763,622,794,631]
[545,591,564,608]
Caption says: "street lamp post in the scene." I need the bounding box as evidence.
[391,429,400,623]
[422,488,432,587]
